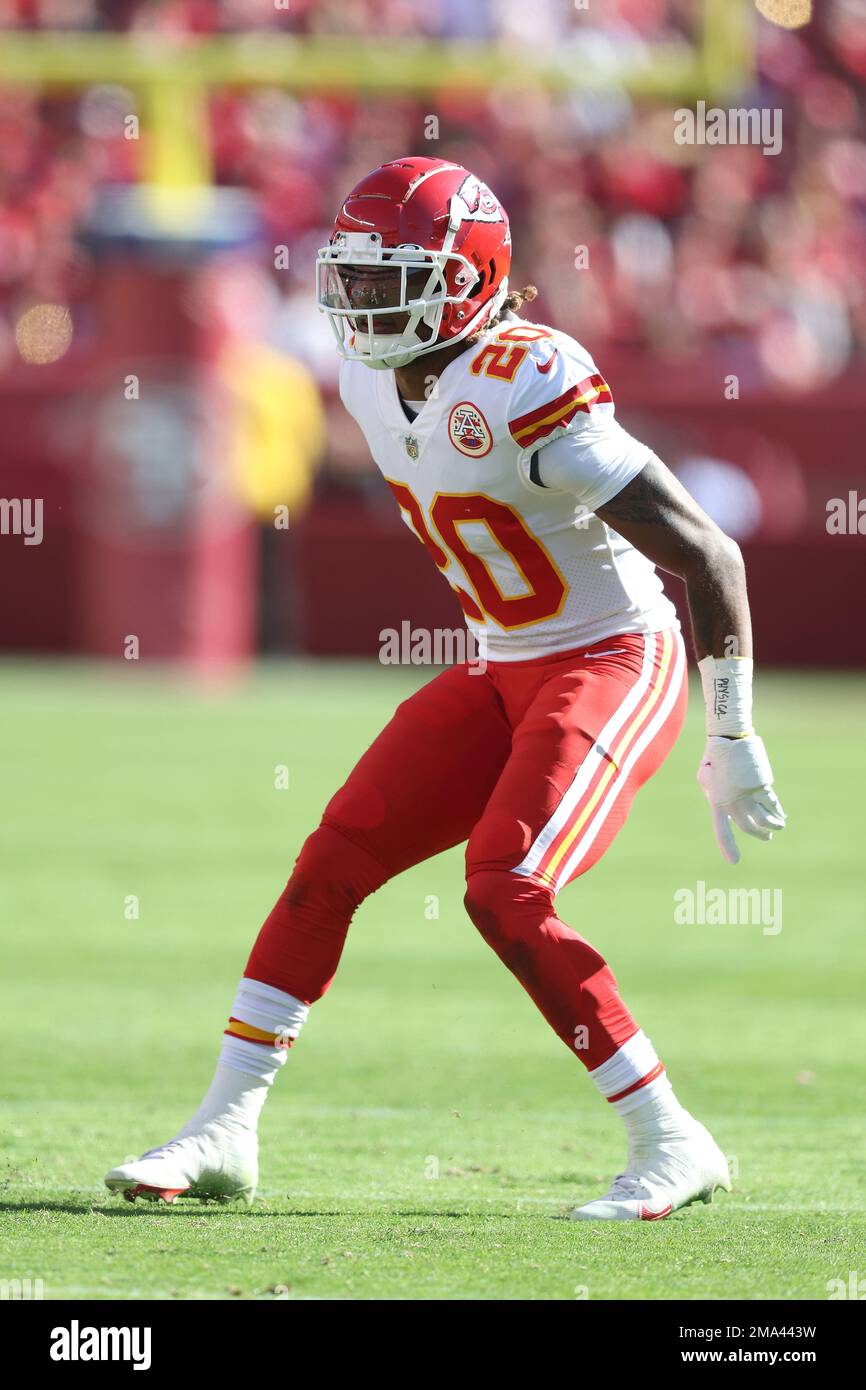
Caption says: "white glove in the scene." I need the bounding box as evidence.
[697,734,786,865]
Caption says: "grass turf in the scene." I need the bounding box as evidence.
[1,660,863,1301]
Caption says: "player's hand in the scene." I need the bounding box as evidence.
[697,734,786,865]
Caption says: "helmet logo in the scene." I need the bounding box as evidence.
[448,402,493,458]
[454,175,503,224]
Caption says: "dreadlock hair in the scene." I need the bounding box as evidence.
[470,284,538,340]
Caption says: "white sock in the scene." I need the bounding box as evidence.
[176,1062,271,1137]
[588,1030,695,1146]
[177,978,309,1137]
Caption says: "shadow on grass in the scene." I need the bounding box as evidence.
[1,1199,527,1220]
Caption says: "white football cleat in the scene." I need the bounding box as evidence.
[104,1122,258,1206]
[570,1121,731,1222]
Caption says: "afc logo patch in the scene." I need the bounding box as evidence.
[448,401,492,457]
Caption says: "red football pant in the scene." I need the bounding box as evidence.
[247,628,687,1070]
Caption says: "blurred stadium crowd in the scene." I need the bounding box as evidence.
[1,1,863,665]
[2,2,866,403]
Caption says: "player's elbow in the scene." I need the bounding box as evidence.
[683,526,745,583]
[714,529,745,579]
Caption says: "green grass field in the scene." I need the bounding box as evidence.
[1,660,864,1301]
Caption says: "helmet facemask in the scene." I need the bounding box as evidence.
[317,230,507,370]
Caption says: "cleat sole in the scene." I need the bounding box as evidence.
[104,1180,189,1204]
[127,1184,188,1204]
[105,1177,254,1207]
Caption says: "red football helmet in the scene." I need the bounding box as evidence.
[317,156,511,370]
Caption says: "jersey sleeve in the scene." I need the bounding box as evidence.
[530,416,652,510]
[507,334,652,512]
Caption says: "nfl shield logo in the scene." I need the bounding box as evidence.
[404,435,419,460]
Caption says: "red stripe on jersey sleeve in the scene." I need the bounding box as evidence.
[509,374,612,447]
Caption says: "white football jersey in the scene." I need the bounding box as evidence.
[339,318,678,660]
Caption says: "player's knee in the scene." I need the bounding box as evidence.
[286,820,386,919]
[464,869,552,953]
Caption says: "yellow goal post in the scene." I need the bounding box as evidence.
[0,1,754,196]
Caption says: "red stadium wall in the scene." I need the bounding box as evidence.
[289,362,866,668]
[2,362,864,666]
[0,256,257,667]
[291,498,865,669]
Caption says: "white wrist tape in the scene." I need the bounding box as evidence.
[698,655,754,736]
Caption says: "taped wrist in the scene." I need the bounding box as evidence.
[698,655,754,737]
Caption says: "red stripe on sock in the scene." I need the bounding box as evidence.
[606,1062,665,1104]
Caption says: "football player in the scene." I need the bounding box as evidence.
[106,158,786,1220]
